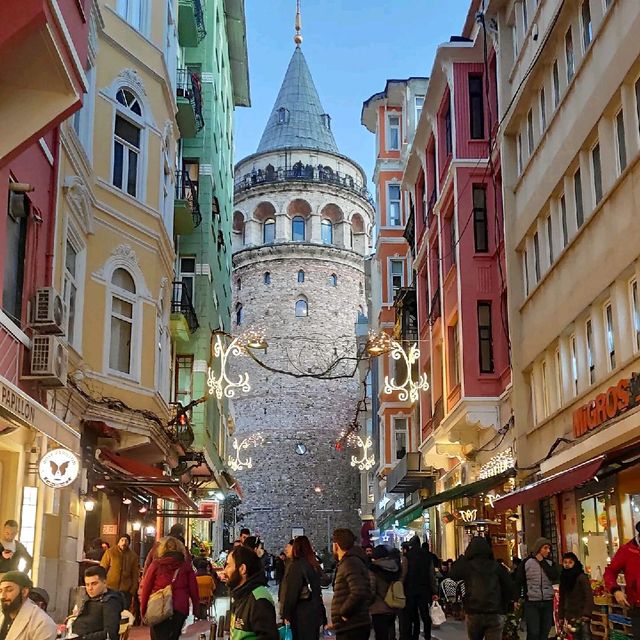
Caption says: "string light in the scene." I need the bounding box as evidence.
[350,435,375,471]
[478,448,515,479]
[227,433,265,471]
[207,329,267,399]
[383,339,429,403]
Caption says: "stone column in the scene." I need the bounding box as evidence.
[310,212,321,243]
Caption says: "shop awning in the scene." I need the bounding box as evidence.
[379,468,516,530]
[99,449,198,510]
[492,455,605,512]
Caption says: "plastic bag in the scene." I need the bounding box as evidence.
[279,624,293,640]
[430,601,446,626]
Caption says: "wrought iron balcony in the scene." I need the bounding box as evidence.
[428,288,441,325]
[171,280,199,336]
[394,287,418,343]
[174,170,202,231]
[176,68,205,137]
[403,208,415,257]
[387,452,437,494]
[234,161,374,206]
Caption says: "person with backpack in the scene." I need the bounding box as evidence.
[369,545,403,640]
[514,537,560,640]
[401,535,438,640]
[226,545,279,640]
[449,536,515,640]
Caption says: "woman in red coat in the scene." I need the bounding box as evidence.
[140,535,199,640]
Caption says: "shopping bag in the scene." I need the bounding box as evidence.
[278,624,293,640]
[430,601,446,626]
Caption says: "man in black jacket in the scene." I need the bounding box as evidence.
[72,566,125,640]
[0,520,32,575]
[330,528,372,640]
[449,537,515,640]
[227,545,279,640]
[402,535,438,640]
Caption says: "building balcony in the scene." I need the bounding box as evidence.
[176,69,205,139]
[386,452,437,494]
[234,162,374,206]
[170,281,199,341]
[167,402,195,449]
[428,288,441,325]
[403,208,415,257]
[393,287,418,343]
[177,0,206,47]
[174,170,202,235]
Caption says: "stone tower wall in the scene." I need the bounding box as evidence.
[230,243,366,553]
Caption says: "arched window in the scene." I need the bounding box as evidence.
[236,303,244,325]
[109,267,137,374]
[292,216,305,241]
[295,298,308,317]
[329,273,338,287]
[113,89,143,198]
[263,219,275,244]
[237,278,242,291]
[321,219,333,245]
[298,270,305,283]
[264,272,271,285]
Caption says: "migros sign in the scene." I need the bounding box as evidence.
[572,374,640,437]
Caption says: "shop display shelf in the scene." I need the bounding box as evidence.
[609,614,632,626]
[609,629,632,640]
[592,612,608,623]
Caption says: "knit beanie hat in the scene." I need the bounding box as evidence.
[532,537,552,554]
[0,571,32,589]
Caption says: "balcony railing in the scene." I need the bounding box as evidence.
[403,208,415,256]
[387,452,437,494]
[428,288,441,325]
[171,281,199,334]
[175,170,202,228]
[432,396,444,430]
[394,287,418,343]
[192,0,206,42]
[235,162,374,206]
[426,188,437,227]
[176,68,205,132]
[168,402,195,448]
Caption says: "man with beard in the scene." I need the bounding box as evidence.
[0,521,32,575]
[100,534,139,607]
[0,571,56,640]
[71,566,125,640]
[226,545,278,640]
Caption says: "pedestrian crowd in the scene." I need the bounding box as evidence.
[0,519,639,640]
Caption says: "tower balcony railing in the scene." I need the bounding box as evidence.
[234,161,374,206]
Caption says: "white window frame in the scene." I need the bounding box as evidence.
[389,259,404,301]
[386,113,401,151]
[116,0,149,34]
[604,301,616,371]
[392,416,408,461]
[552,60,560,109]
[586,318,595,385]
[415,96,425,124]
[554,347,563,409]
[178,256,196,306]
[546,214,554,266]
[591,141,603,206]
[387,183,402,226]
[527,109,534,155]
[581,0,593,52]
[570,333,579,395]
[539,87,547,131]
[560,195,569,247]
[615,109,627,174]
[63,228,86,354]
[112,89,145,200]
[106,268,141,380]
[630,278,640,353]
[523,249,530,297]
[517,133,523,174]
[565,28,575,82]
[541,359,550,418]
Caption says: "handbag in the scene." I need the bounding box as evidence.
[430,601,446,626]
[298,564,313,601]
[384,580,406,609]
[145,568,179,626]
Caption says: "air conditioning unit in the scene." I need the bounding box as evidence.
[23,336,68,387]
[29,288,65,335]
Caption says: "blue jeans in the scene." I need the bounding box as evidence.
[524,601,554,640]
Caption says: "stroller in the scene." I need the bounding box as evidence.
[440,578,465,621]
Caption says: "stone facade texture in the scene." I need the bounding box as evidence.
[231,241,368,552]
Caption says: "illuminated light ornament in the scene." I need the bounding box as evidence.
[478,448,515,479]
[227,433,265,472]
[350,435,375,471]
[383,339,429,403]
[458,509,478,522]
[366,330,391,356]
[206,329,267,399]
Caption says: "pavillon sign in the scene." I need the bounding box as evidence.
[572,373,640,437]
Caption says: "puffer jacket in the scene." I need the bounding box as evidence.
[449,537,514,615]
[230,572,279,640]
[369,557,401,615]
[331,547,372,632]
[605,537,640,607]
[139,551,199,618]
[72,589,125,640]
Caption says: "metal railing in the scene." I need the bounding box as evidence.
[192,0,206,42]
[234,162,374,206]
[175,170,202,228]
[403,209,415,256]
[176,68,205,132]
[428,288,441,325]
[171,281,199,333]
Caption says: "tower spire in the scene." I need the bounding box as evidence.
[294,0,303,46]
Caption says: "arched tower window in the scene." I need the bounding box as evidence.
[264,272,271,285]
[109,267,137,374]
[237,278,242,291]
[298,270,305,283]
[263,219,275,244]
[236,303,244,325]
[292,216,305,241]
[321,219,333,245]
[295,298,308,317]
[329,273,337,287]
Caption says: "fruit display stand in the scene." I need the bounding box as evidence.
[591,594,610,639]
[608,603,633,640]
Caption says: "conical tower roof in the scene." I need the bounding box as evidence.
[256,46,339,154]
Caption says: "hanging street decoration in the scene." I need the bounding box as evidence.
[207,328,267,399]
[227,432,265,471]
[382,338,429,403]
[350,435,375,471]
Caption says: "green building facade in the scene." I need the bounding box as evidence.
[171,0,250,551]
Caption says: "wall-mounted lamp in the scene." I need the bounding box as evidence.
[132,521,142,532]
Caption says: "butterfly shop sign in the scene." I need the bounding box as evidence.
[38,448,79,488]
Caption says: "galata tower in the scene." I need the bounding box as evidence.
[230,26,375,551]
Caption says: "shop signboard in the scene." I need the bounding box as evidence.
[38,448,80,488]
[198,500,219,521]
[572,373,640,437]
